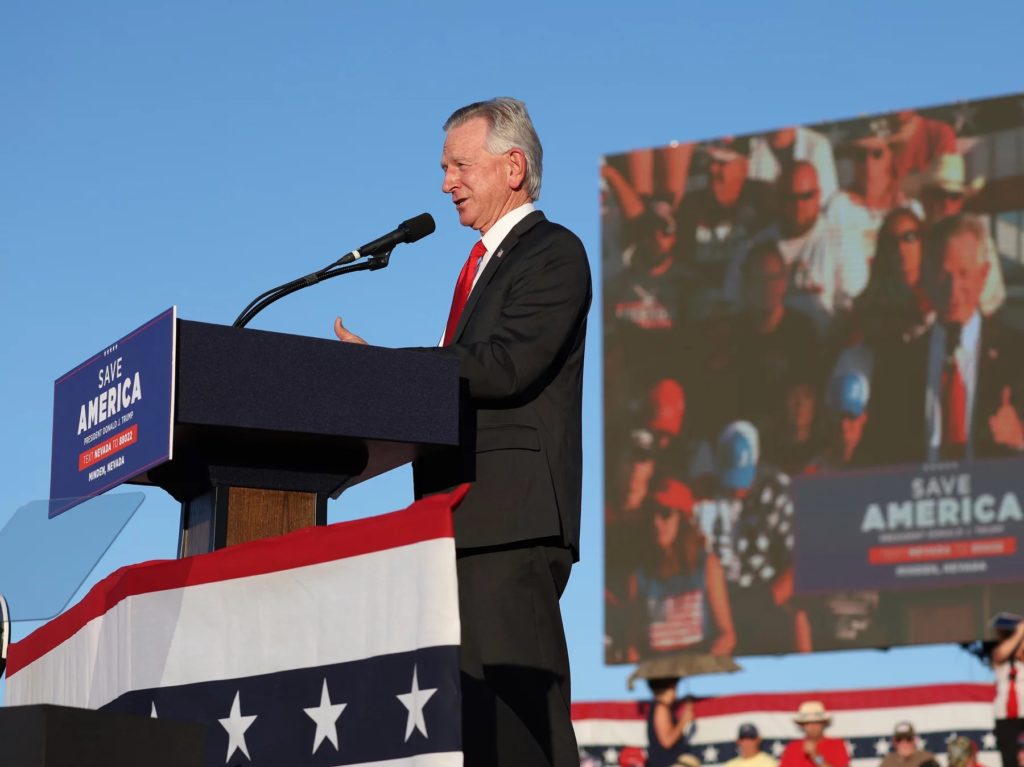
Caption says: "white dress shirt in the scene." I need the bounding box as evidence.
[438,202,536,345]
[925,311,981,461]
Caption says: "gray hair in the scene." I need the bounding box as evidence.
[443,97,543,200]
[924,213,988,269]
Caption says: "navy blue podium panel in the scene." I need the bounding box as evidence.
[141,320,460,501]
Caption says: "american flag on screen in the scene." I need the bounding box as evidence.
[5,488,467,767]
[573,683,998,767]
[649,590,705,651]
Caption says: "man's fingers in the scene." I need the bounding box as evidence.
[333,316,367,345]
[337,317,354,342]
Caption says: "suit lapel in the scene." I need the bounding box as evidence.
[451,210,546,342]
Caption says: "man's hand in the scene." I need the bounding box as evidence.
[803,739,818,757]
[333,317,367,345]
[988,386,1024,450]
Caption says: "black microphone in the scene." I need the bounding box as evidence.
[342,213,436,263]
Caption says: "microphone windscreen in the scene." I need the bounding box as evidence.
[401,213,436,244]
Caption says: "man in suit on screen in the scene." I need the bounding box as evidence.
[334,97,591,767]
[861,213,1024,465]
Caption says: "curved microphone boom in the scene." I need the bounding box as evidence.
[232,213,436,328]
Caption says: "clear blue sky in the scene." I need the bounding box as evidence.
[2,1,1021,702]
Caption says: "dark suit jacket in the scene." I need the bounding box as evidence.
[861,314,1024,466]
[412,211,592,559]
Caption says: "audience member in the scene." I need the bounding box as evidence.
[828,117,908,281]
[645,678,696,767]
[764,377,820,475]
[879,721,935,767]
[729,162,867,336]
[676,137,770,292]
[892,109,958,178]
[693,422,809,654]
[627,476,735,659]
[733,242,821,437]
[947,736,989,767]
[723,723,779,767]
[806,372,870,471]
[620,378,689,514]
[779,701,850,767]
[910,153,1005,317]
[748,126,839,205]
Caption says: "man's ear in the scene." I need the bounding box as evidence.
[507,148,527,191]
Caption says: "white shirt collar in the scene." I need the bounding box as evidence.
[480,202,536,254]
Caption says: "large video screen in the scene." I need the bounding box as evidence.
[602,93,1024,663]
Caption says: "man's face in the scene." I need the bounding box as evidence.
[742,250,787,313]
[738,737,761,759]
[710,154,748,208]
[923,186,966,224]
[441,117,516,233]
[925,231,989,325]
[894,735,916,758]
[853,142,892,192]
[801,722,825,741]
[839,412,868,462]
[770,127,797,150]
[787,383,817,433]
[781,164,821,236]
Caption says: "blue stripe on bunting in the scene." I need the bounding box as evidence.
[102,645,461,766]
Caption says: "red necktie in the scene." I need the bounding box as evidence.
[940,359,966,459]
[1008,663,1019,719]
[442,240,486,346]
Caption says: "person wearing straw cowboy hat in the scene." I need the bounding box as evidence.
[904,153,985,228]
[779,701,850,767]
[906,152,1006,317]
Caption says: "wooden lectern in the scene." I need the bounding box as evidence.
[138,320,460,556]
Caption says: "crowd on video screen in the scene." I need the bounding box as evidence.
[602,94,1024,663]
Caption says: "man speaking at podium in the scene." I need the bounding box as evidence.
[334,98,592,767]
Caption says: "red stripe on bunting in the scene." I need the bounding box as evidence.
[7,485,467,677]
[571,683,995,721]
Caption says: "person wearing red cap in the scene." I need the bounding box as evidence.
[625,475,735,659]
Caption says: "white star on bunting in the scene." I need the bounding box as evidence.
[703,744,720,763]
[845,740,856,756]
[770,741,785,757]
[874,737,890,756]
[150,701,158,718]
[982,732,997,750]
[396,665,437,742]
[218,691,257,763]
[303,678,347,753]
[602,746,620,765]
